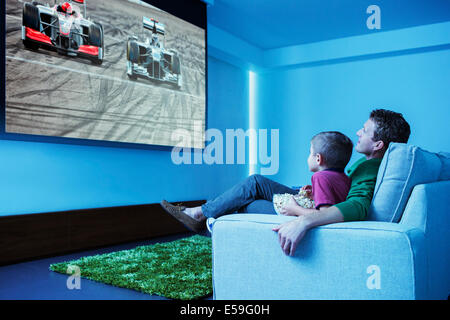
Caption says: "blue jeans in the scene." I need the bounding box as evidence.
[201,174,298,218]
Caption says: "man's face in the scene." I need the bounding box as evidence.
[355,118,378,156]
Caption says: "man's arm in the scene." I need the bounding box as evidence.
[273,157,382,256]
[272,206,344,256]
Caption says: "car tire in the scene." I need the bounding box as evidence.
[22,3,40,50]
[88,23,103,64]
[88,23,102,47]
[172,55,181,75]
[127,41,139,64]
[23,3,40,31]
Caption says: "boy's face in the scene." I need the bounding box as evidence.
[356,118,378,156]
[307,142,320,172]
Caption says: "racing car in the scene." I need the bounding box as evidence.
[21,0,104,65]
[126,17,182,88]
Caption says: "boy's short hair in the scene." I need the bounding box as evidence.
[370,109,411,148]
[311,131,353,169]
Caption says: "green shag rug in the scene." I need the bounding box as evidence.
[49,235,212,300]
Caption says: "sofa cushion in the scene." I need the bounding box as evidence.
[368,143,442,222]
[437,152,450,181]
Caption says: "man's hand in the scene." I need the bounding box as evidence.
[272,218,308,256]
[272,206,345,256]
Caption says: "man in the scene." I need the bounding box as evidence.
[161,109,411,256]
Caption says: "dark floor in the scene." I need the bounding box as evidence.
[0,231,213,300]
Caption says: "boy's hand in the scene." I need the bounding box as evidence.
[280,195,303,216]
[301,185,313,199]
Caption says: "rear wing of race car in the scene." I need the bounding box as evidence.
[143,16,165,35]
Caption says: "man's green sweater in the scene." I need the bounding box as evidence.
[334,157,382,221]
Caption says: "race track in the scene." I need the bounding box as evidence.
[5,0,206,148]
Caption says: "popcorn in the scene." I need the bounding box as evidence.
[273,189,314,215]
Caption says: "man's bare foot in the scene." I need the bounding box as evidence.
[183,206,206,222]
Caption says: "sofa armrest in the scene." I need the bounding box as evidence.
[399,181,450,299]
[211,214,426,300]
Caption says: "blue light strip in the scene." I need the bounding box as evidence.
[249,70,256,176]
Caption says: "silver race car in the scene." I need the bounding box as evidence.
[21,0,104,64]
[126,17,182,88]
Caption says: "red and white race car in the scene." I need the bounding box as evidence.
[21,0,104,64]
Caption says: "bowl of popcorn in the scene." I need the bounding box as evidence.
[273,189,314,215]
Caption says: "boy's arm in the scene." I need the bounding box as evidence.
[280,195,329,216]
[273,206,344,256]
[284,203,330,216]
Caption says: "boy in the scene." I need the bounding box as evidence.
[277,131,353,216]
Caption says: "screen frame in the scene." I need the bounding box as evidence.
[0,0,208,151]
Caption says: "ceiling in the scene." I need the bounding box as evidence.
[207,0,450,50]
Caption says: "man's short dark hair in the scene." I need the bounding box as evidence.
[311,131,353,169]
[370,109,411,148]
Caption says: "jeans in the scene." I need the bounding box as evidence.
[201,174,298,218]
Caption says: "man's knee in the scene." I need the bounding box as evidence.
[249,173,271,188]
[249,173,264,183]
[241,174,262,188]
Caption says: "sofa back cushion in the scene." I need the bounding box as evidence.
[368,143,442,222]
[437,152,450,181]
